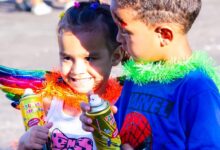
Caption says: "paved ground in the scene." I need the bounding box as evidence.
[0,0,220,149]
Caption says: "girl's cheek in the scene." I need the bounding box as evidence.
[61,62,71,76]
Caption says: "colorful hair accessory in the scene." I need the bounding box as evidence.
[59,11,65,19]
[90,2,99,10]
[73,1,80,8]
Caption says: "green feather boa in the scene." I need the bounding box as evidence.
[123,52,220,90]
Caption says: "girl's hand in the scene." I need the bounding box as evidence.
[79,102,94,132]
[18,122,53,150]
[80,102,118,132]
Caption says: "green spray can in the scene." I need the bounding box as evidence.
[86,94,121,149]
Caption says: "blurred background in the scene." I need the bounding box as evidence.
[0,0,220,149]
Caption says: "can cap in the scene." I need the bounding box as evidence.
[23,88,34,97]
[89,94,102,107]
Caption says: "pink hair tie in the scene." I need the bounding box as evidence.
[73,1,80,8]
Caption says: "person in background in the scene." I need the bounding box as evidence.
[15,0,52,15]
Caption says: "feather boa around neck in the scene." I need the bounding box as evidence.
[123,52,220,90]
[40,72,122,114]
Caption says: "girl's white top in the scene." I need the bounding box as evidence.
[46,98,96,150]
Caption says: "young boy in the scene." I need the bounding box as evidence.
[80,0,220,149]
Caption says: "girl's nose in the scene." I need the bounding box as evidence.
[70,60,86,75]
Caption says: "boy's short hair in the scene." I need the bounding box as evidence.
[116,0,202,33]
[58,1,120,52]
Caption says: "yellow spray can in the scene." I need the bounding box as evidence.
[20,89,51,150]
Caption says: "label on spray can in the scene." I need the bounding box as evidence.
[86,94,121,149]
[19,89,45,131]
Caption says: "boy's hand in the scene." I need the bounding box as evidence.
[80,102,118,132]
[18,122,53,150]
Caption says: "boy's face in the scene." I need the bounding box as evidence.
[58,30,117,94]
[110,0,162,61]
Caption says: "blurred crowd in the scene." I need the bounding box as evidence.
[13,0,110,15]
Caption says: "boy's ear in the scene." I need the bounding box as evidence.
[155,26,173,47]
[111,46,124,66]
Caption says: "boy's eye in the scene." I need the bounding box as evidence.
[85,57,95,62]
[119,27,130,35]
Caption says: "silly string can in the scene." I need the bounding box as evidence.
[86,94,121,149]
[19,88,45,131]
[20,89,51,150]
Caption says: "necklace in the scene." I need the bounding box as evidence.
[41,72,122,114]
[123,52,220,89]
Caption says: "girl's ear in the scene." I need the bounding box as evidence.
[155,26,173,47]
[111,46,124,66]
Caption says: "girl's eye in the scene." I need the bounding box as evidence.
[63,56,71,61]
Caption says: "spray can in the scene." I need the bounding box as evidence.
[19,88,45,131]
[19,88,51,150]
[86,94,121,149]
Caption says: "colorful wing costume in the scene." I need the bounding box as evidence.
[0,65,123,113]
[0,65,48,109]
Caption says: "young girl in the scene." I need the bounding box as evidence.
[16,1,124,149]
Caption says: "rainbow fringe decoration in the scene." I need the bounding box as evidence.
[0,66,48,109]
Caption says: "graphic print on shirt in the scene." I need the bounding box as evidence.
[119,92,175,149]
[128,92,175,118]
[120,112,152,149]
[51,128,93,150]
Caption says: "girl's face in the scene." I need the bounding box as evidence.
[110,0,163,62]
[58,30,119,94]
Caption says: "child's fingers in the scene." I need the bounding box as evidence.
[43,122,53,129]
[28,125,50,141]
[80,102,94,132]
[31,125,49,134]
[33,137,47,145]
[27,134,47,150]
[79,113,93,125]
[111,105,118,114]
[31,143,45,150]
[79,112,94,132]
[35,131,50,140]
[81,122,94,132]
[80,102,91,112]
